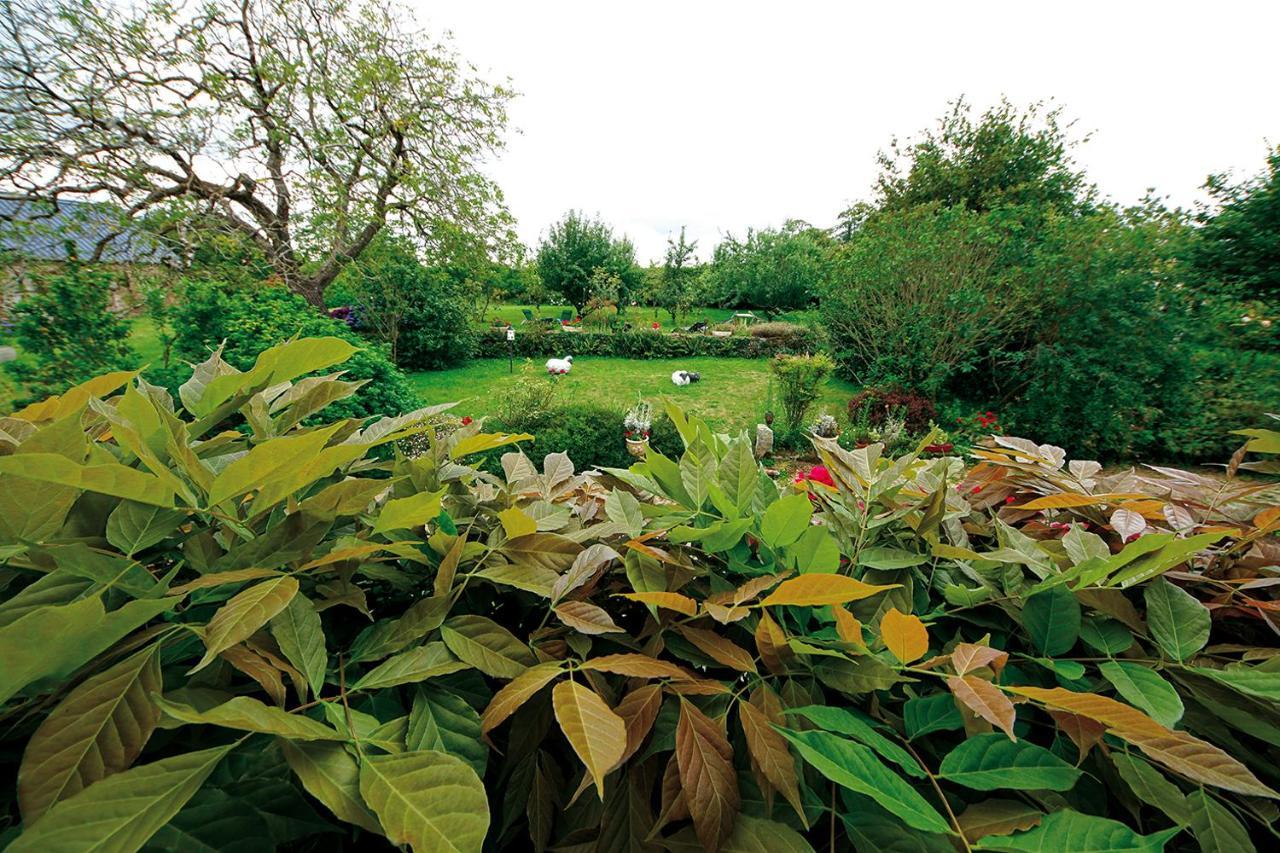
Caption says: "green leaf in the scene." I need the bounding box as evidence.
[279,739,382,835]
[789,526,841,574]
[717,437,759,515]
[1187,789,1255,853]
[777,728,951,834]
[374,490,445,535]
[904,694,964,739]
[786,705,925,778]
[0,453,175,507]
[205,424,344,507]
[1098,662,1184,728]
[857,547,930,570]
[1079,617,1133,655]
[192,577,299,672]
[1022,585,1080,656]
[154,695,342,741]
[1110,753,1190,826]
[270,595,327,698]
[353,642,470,691]
[663,813,816,852]
[105,502,186,556]
[17,644,162,822]
[1110,533,1227,588]
[449,431,534,460]
[8,744,235,853]
[977,808,1180,852]
[1144,578,1210,662]
[603,489,644,537]
[407,688,488,779]
[938,733,1082,792]
[759,493,812,548]
[358,750,489,852]
[440,615,536,679]
[1194,667,1280,702]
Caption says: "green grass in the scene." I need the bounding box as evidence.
[407,356,858,430]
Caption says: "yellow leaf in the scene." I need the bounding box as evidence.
[833,605,864,647]
[552,681,626,798]
[579,653,696,681]
[498,507,537,539]
[754,610,793,674]
[677,626,757,673]
[1014,493,1142,510]
[480,663,564,735]
[1255,506,1280,531]
[615,591,697,616]
[881,607,928,664]
[192,577,299,673]
[947,675,1016,740]
[676,699,740,852]
[759,574,899,608]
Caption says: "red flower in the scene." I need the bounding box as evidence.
[460,416,473,426]
[971,485,982,494]
[652,321,660,329]
[1004,496,1016,504]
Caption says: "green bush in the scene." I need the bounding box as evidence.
[475,404,682,474]
[479,327,820,359]
[1159,346,1280,459]
[770,352,834,432]
[4,260,135,406]
[158,281,419,419]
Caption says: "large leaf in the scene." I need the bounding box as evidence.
[663,813,815,853]
[676,699,741,853]
[1195,667,1280,702]
[1187,789,1255,853]
[270,595,327,698]
[17,644,162,822]
[738,698,805,826]
[359,751,489,853]
[785,705,925,778]
[352,643,470,691]
[947,676,1017,740]
[1109,753,1190,825]
[193,577,299,672]
[440,615,535,679]
[778,728,950,834]
[552,680,626,798]
[1144,578,1210,662]
[0,453,174,507]
[279,739,382,835]
[937,733,1081,792]
[759,574,899,607]
[105,502,186,556]
[155,695,342,741]
[881,607,928,663]
[479,662,565,734]
[977,808,1179,852]
[1021,585,1080,656]
[758,494,812,548]
[1098,662,1184,728]
[373,490,445,535]
[407,688,488,779]
[9,745,235,853]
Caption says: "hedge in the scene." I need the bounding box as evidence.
[468,329,821,362]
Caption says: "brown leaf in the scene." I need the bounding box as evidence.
[615,592,697,616]
[654,753,689,833]
[675,700,740,853]
[579,653,696,681]
[552,681,627,798]
[554,601,625,635]
[615,685,663,763]
[753,610,793,676]
[1048,710,1107,759]
[957,798,1043,843]
[947,675,1016,740]
[219,644,286,706]
[481,662,565,735]
[738,697,806,827]
[881,607,929,664]
[677,626,757,673]
[952,642,1009,677]
[703,602,750,624]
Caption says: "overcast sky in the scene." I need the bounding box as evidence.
[415,0,1279,263]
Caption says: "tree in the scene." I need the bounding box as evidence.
[0,0,513,307]
[654,226,700,323]
[704,221,827,316]
[535,211,640,315]
[1187,146,1280,301]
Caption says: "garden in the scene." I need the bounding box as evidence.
[1,0,1279,851]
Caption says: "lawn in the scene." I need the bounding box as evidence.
[407,356,859,430]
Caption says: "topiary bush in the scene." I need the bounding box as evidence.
[157,280,419,419]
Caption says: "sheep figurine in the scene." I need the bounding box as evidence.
[670,370,701,386]
[546,356,573,375]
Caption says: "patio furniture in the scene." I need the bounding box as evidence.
[560,309,574,323]
[732,311,758,326]
[521,308,536,323]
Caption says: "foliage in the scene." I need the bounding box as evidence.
[482,327,820,359]
[1186,146,1280,301]
[822,204,1032,394]
[655,226,702,323]
[3,259,134,405]
[162,281,419,420]
[535,211,642,314]
[770,353,834,432]
[704,222,829,316]
[333,233,478,369]
[0,0,513,304]
[848,386,938,435]
[2,351,1278,851]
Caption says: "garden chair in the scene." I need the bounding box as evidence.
[560,309,574,323]
[521,308,536,324]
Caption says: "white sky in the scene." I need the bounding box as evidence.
[415,0,1280,263]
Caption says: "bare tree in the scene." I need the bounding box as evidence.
[0,0,514,306]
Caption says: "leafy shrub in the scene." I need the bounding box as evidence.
[1,343,1277,852]
[4,260,134,405]
[1159,346,1280,459]
[770,352,834,431]
[484,327,821,360]
[747,321,812,346]
[704,222,829,316]
[848,386,937,434]
[161,280,419,419]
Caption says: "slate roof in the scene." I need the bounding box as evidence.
[0,195,177,264]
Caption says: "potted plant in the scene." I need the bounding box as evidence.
[624,400,653,458]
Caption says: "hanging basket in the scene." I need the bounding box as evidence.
[625,437,650,459]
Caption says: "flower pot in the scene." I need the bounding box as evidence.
[626,437,649,459]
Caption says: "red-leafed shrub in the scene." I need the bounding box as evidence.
[848,386,936,434]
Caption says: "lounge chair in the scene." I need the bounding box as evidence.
[521,308,536,324]
[560,309,574,323]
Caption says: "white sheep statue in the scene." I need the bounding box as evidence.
[671,370,701,386]
[546,356,573,375]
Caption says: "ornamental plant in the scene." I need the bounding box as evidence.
[0,341,1277,852]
